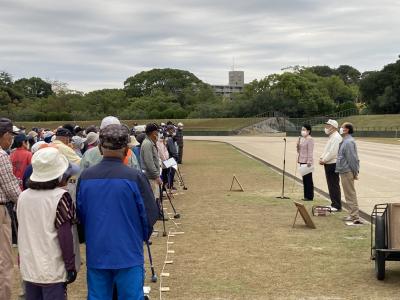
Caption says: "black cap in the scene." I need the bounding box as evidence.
[56,127,73,137]
[136,133,146,145]
[0,118,17,136]
[145,123,159,134]
[100,124,130,150]
[14,134,27,143]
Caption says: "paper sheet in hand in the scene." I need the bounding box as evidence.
[299,164,314,176]
[163,158,177,169]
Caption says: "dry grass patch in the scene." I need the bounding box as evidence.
[12,140,400,300]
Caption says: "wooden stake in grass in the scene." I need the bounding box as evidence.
[230,174,245,192]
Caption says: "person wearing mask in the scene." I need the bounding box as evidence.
[157,133,170,188]
[17,147,77,300]
[140,123,162,200]
[319,119,343,211]
[175,123,184,164]
[296,124,314,201]
[0,118,20,300]
[77,124,158,299]
[336,122,362,225]
[165,125,179,190]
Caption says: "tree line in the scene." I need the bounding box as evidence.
[1,56,399,121]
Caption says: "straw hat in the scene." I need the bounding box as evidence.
[30,147,69,182]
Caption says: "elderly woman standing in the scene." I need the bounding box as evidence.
[297,124,314,201]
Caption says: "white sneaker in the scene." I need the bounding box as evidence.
[330,206,338,212]
[343,216,353,221]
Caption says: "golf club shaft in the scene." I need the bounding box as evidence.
[163,184,179,215]
[145,240,156,277]
[159,186,167,236]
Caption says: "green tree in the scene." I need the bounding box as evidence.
[124,68,203,98]
[359,57,400,113]
[0,72,13,86]
[13,77,53,98]
[336,65,361,85]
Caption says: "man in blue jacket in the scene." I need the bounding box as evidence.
[77,124,158,299]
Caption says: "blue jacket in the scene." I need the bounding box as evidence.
[77,157,159,269]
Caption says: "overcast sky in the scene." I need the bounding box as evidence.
[1,0,399,92]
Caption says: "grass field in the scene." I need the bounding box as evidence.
[337,114,400,130]
[16,118,259,132]
[358,138,400,145]
[11,141,400,299]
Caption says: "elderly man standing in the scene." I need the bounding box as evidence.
[77,124,158,299]
[336,122,361,225]
[0,118,21,300]
[319,119,343,211]
[52,128,81,165]
[175,122,184,164]
[140,123,162,199]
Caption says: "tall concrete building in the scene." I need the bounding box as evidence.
[229,71,244,87]
[212,70,244,100]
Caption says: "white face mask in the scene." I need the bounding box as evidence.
[301,130,308,137]
[324,128,331,135]
[339,128,344,135]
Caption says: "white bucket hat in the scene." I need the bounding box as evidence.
[30,147,69,182]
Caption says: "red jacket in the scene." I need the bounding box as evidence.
[10,148,32,187]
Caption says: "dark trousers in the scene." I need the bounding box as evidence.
[161,168,169,186]
[324,163,342,209]
[25,281,66,300]
[168,168,176,188]
[161,168,175,189]
[301,168,314,200]
[178,146,183,164]
[5,202,17,245]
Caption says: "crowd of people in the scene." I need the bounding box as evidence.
[0,116,185,299]
[297,119,361,224]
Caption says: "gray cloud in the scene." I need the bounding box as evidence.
[0,0,399,91]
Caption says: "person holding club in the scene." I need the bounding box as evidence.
[296,124,314,201]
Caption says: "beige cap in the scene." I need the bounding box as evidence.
[325,119,338,129]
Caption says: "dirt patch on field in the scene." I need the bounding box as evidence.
[12,141,400,299]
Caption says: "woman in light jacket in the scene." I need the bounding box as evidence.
[297,124,314,201]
